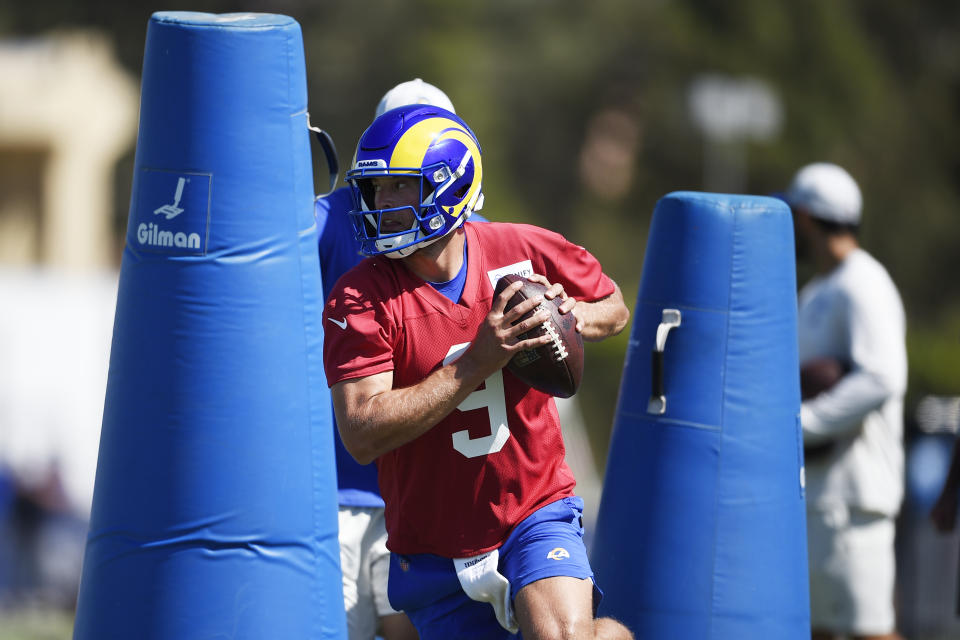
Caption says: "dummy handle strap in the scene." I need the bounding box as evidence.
[648,308,682,415]
[307,112,339,196]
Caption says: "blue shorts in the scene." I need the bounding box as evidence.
[387,496,602,640]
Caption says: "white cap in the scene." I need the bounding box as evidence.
[374,78,455,118]
[784,162,862,225]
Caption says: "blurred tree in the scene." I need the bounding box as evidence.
[2,0,958,466]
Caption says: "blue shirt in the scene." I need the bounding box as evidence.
[316,186,486,507]
[426,241,468,303]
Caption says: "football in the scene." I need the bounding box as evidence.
[800,356,849,400]
[493,274,584,398]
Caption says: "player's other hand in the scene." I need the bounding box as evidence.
[465,280,553,376]
[526,273,582,333]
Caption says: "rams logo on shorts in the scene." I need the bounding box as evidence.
[546,547,570,561]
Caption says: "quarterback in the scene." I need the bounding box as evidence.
[323,105,632,639]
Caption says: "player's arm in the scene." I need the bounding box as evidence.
[527,275,630,342]
[332,280,553,464]
[800,284,906,445]
[568,281,630,341]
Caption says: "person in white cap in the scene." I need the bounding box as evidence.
[785,162,907,640]
[315,79,484,640]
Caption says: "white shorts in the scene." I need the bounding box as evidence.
[339,506,400,640]
[807,504,897,635]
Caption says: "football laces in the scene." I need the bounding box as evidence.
[535,303,569,361]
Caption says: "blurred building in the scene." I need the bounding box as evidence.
[0,31,137,268]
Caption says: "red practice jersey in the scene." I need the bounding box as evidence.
[323,221,615,557]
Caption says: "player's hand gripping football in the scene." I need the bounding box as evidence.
[464,279,555,376]
[524,273,582,333]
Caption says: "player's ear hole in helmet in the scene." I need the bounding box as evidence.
[346,105,484,259]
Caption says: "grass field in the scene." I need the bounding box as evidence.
[0,609,73,640]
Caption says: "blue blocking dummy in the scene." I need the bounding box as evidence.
[591,192,809,639]
[73,13,346,640]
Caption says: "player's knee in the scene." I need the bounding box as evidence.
[524,614,592,640]
[593,616,634,640]
[559,617,594,640]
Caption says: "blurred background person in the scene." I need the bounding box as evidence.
[930,437,960,535]
[785,162,908,640]
[0,269,117,621]
[930,431,960,618]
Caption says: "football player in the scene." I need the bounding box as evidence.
[317,79,490,640]
[322,104,632,639]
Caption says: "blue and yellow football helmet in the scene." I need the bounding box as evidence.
[346,105,484,258]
